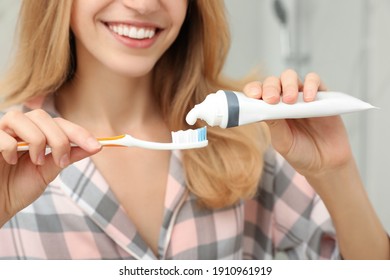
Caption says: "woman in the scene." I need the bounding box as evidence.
[0,0,388,259]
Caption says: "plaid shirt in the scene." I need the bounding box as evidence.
[0,96,339,260]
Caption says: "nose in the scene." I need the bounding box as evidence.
[121,0,161,15]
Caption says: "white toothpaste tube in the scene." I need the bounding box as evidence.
[185,90,376,128]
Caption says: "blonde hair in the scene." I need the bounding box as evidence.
[0,1,73,106]
[0,0,270,209]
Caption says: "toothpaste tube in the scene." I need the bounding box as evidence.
[185,90,376,128]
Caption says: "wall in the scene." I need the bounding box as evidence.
[224,0,390,232]
[0,0,20,76]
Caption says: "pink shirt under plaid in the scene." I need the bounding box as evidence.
[0,97,339,260]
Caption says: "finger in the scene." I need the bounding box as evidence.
[262,76,281,104]
[243,81,263,99]
[303,72,324,102]
[0,130,18,165]
[280,69,301,104]
[54,118,101,153]
[0,110,47,165]
[26,109,72,168]
[265,119,293,156]
[36,147,101,187]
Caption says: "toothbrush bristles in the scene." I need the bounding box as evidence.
[171,126,207,144]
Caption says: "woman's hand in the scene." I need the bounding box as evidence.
[0,109,102,226]
[244,70,390,260]
[243,69,354,179]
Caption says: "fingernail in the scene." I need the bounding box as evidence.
[263,94,280,104]
[10,154,18,165]
[304,90,316,101]
[283,94,295,103]
[86,137,101,150]
[59,154,70,168]
[247,86,260,98]
[37,152,45,166]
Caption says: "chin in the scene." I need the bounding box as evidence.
[107,58,157,78]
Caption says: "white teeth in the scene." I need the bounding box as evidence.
[129,27,137,38]
[137,28,145,39]
[148,30,155,38]
[118,26,124,36]
[109,24,156,39]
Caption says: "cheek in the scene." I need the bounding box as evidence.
[70,5,102,60]
[176,8,188,27]
[70,8,87,40]
[166,0,188,29]
[70,0,101,37]
[163,4,187,47]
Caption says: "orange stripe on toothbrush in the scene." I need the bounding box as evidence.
[17,142,29,148]
[96,135,127,147]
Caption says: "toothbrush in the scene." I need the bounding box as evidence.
[17,126,208,151]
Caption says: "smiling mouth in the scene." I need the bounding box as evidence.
[107,23,159,40]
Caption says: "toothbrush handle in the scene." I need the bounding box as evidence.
[95,135,128,147]
[16,135,128,152]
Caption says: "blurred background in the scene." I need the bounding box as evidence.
[1,0,389,232]
[222,0,390,232]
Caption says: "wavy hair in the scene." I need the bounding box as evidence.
[0,1,73,106]
[0,0,269,209]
